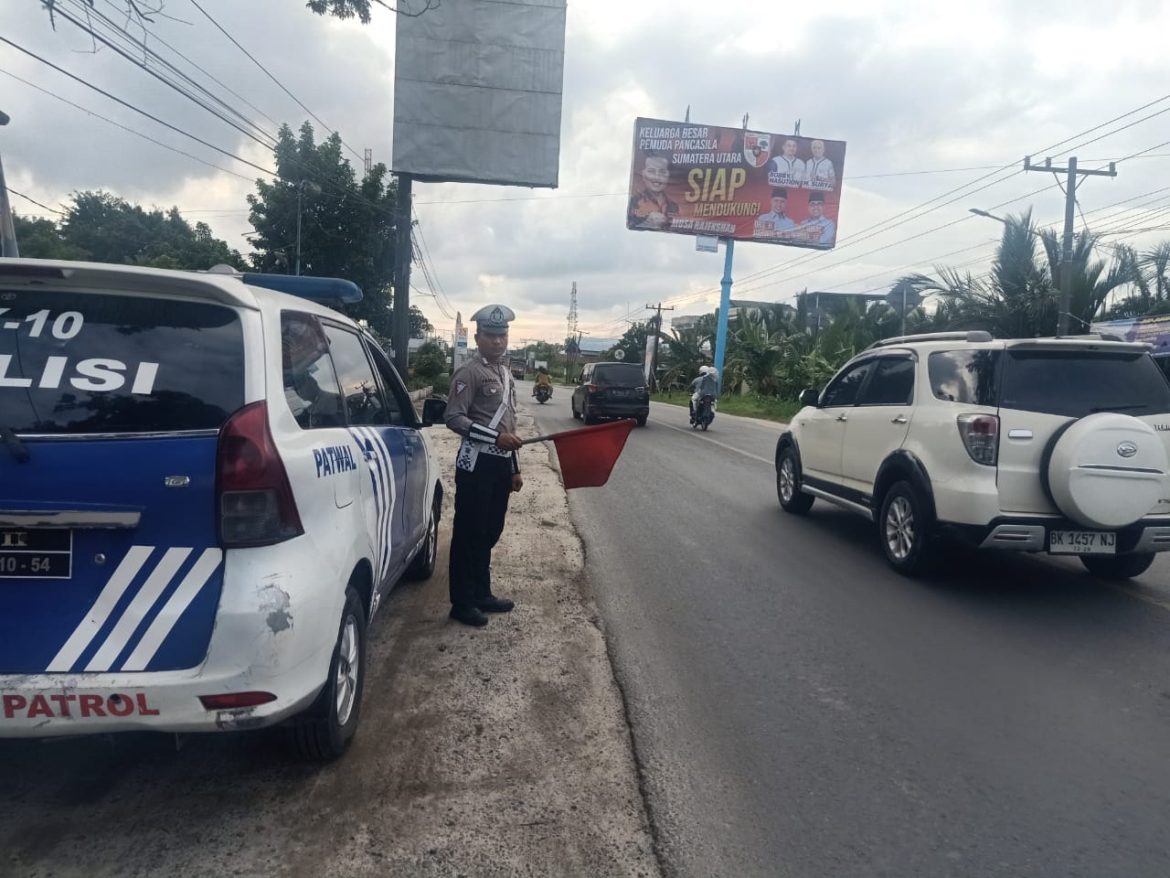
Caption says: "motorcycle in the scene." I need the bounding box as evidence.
[534,383,552,404]
[691,394,715,431]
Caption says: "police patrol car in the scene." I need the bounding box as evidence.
[0,259,445,760]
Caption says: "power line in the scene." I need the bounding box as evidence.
[95,0,283,130]
[0,66,256,183]
[7,188,65,215]
[411,209,457,316]
[50,0,280,150]
[0,36,278,176]
[188,0,364,162]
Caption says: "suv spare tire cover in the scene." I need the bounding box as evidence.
[1046,412,1169,529]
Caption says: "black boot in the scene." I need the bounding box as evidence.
[450,604,489,627]
[477,595,515,613]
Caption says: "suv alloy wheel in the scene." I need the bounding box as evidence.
[879,481,938,576]
[777,447,814,514]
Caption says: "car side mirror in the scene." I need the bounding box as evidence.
[421,397,446,427]
[799,388,820,408]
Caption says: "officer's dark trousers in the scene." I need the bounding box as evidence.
[449,454,513,607]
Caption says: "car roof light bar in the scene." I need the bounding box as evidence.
[239,272,363,305]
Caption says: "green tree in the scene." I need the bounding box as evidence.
[412,340,447,379]
[306,0,439,24]
[605,321,650,364]
[11,214,87,260]
[248,122,402,336]
[897,211,1141,337]
[21,192,244,269]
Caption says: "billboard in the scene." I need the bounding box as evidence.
[392,0,567,187]
[1092,315,1170,358]
[627,117,846,249]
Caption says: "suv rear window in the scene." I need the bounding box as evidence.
[1000,350,1170,418]
[592,363,645,386]
[929,350,1001,406]
[0,290,244,434]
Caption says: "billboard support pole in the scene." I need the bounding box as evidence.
[713,238,735,379]
[393,172,413,374]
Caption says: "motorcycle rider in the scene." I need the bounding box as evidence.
[532,366,553,397]
[689,365,720,423]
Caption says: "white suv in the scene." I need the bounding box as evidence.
[775,331,1170,578]
[0,259,445,759]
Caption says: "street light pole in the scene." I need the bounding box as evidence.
[295,182,303,276]
[293,180,320,276]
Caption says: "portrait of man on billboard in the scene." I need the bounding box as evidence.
[768,138,806,187]
[804,139,836,189]
[753,188,797,238]
[627,154,678,230]
[797,191,836,246]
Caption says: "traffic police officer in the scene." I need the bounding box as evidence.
[444,304,523,627]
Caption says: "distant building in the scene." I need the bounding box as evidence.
[671,314,703,331]
[577,337,620,362]
[728,299,793,321]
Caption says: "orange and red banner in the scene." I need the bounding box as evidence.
[627,117,846,249]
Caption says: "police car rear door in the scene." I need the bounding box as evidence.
[0,284,246,675]
[363,336,428,549]
[319,323,411,590]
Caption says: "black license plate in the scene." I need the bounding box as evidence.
[0,529,73,579]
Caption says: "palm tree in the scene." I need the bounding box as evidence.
[1038,228,1140,332]
[724,312,787,395]
[897,211,1057,337]
[1141,241,1170,302]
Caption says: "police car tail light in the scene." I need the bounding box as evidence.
[217,402,304,546]
[957,413,1000,466]
[199,691,278,710]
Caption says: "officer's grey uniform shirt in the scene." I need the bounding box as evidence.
[445,354,519,471]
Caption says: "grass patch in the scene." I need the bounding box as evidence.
[650,392,801,424]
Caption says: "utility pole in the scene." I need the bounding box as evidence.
[643,301,674,391]
[566,281,578,381]
[0,109,18,258]
[393,172,413,373]
[1023,155,1116,336]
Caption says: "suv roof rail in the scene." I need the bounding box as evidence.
[867,330,994,350]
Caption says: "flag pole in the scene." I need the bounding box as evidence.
[520,419,637,445]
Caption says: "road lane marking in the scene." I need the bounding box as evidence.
[657,421,774,465]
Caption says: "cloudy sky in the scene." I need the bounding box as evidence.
[4,0,1170,343]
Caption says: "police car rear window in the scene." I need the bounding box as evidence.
[0,290,244,434]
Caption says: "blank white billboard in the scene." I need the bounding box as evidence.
[392,0,567,188]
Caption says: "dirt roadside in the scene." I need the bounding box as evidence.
[0,406,660,878]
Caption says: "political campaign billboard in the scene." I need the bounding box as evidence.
[1092,315,1170,358]
[393,0,567,187]
[627,117,846,249]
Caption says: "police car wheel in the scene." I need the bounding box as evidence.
[288,585,367,761]
[404,496,441,581]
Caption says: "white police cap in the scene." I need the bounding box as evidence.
[471,304,515,335]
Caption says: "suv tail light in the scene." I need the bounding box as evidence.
[957,414,1000,466]
[586,383,600,394]
[216,402,303,546]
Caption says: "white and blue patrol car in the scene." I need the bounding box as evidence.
[0,259,445,760]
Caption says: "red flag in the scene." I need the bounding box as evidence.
[526,420,636,489]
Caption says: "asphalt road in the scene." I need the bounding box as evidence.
[526,382,1170,878]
